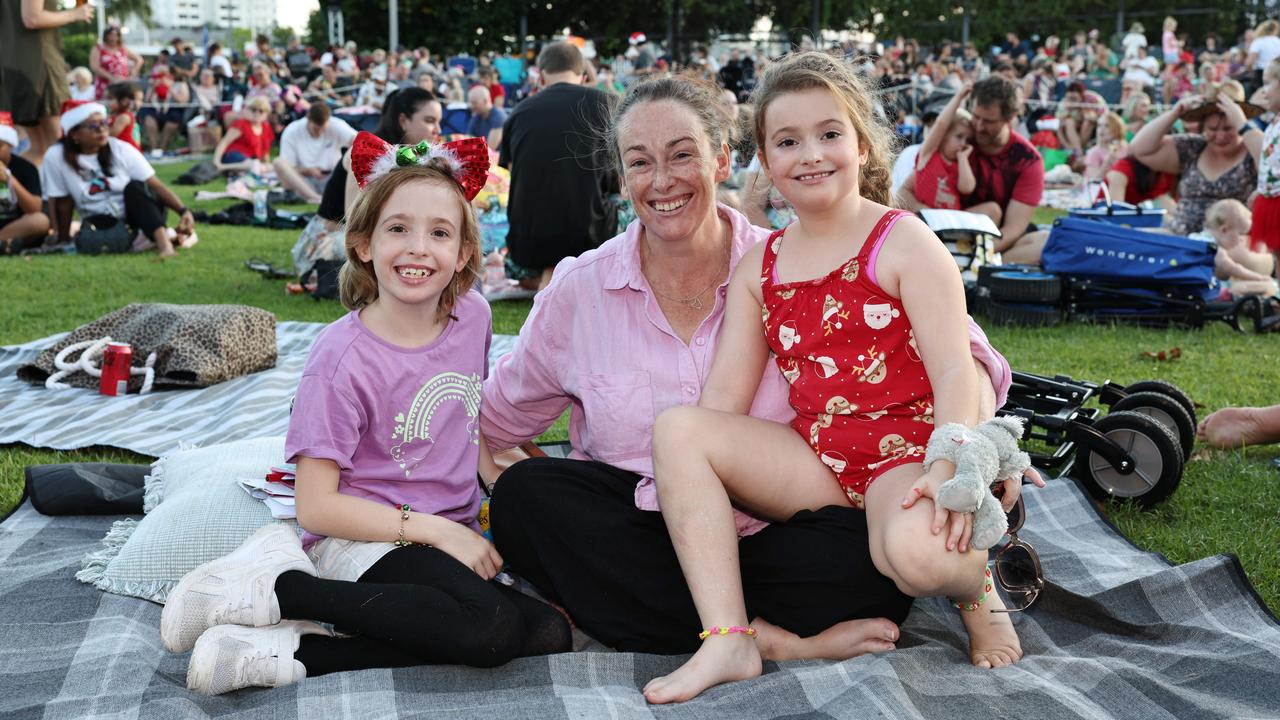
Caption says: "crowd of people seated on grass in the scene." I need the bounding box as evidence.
[4,8,1280,282]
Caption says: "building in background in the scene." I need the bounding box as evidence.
[149,0,278,35]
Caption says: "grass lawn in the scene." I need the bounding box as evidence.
[1,165,1277,615]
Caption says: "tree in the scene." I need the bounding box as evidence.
[101,0,152,27]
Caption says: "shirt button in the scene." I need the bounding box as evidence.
[684,385,696,395]
[695,337,706,346]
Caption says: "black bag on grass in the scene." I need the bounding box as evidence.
[25,463,149,515]
[176,160,220,185]
[75,214,132,255]
[309,259,343,300]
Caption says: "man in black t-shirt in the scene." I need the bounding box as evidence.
[499,42,618,289]
[0,118,49,253]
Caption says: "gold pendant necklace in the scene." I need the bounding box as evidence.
[643,223,731,311]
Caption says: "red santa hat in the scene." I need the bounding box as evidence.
[629,32,646,46]
[0,112,18,149]
[59,99,108,134]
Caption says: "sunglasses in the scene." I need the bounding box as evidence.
[989,494,1045,613]
[77,121,108,132]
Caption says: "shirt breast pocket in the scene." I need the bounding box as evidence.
[578,371,656,462]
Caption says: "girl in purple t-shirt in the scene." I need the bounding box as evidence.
[161,137,570,695]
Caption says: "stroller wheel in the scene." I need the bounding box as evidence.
[1120,380,1196,425]
[986,271,1064,304]
[1109,391,1196,462]
[1073,411,1183,508]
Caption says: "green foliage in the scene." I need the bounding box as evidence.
[103,0,152,27]
[61,29,98,70]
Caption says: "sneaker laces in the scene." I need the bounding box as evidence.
[216,596,257,625]
[238,650,279,687]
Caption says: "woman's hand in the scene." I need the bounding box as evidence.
[71,2,93,22]
[1173,94,1205,117]
[176,209,195,236]
[431,519,504,580]
[1217,95,1249,131]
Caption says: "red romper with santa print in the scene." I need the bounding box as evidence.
[761,209,934,509]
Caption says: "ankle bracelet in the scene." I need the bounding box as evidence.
[950,565,994,612]
[698,625,758,640]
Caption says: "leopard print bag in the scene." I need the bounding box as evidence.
[18,304,277,393]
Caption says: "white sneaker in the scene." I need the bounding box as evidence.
[161,524,314,653]
[186,620,329,695]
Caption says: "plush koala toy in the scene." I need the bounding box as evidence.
[923,416,1032,550]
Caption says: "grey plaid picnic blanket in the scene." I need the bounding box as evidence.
[2,478,1277,719]
[0,324,516,457]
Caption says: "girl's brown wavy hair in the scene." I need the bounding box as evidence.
[750,51,895,206]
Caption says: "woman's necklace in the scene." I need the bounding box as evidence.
[643,222,731,311]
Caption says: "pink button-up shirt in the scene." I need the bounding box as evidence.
[480,204,1011,535]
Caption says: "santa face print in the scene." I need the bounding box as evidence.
[863,300,900,330]
[820,450,848,475]
[778,320,802,350]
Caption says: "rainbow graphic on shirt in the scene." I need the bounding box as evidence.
[390,372,482,476]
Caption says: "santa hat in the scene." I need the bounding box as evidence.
[629,32,646,46]
[59,100,108,134]
[0,112,17,149]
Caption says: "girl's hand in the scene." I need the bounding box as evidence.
[957,143,974,160]
[995,467,1047,513]
[902,467,974,552]
[432,519,504,579]
[957,81,973,100]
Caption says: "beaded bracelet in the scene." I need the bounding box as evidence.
[950,565,995,612]
[394,504,413,547]
[698,625,758,640]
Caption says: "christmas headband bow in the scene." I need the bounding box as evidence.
[349,131,490,201]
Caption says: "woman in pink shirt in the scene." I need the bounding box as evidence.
[479,74,1015,659]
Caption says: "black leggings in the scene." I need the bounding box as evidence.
[122,181,168,238]
[491,457,914,655]
[275,544,572,676]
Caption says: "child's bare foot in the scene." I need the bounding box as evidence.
[642,633,762,704]
[1197,407,1280,448]
[755,616,898,662]
[960,591,1023,668]
[157,245,178,258]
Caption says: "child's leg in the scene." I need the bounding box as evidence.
[643,406,849,704]
[863,463,1022,669]
[276,544,572,670]
[965,201,1003,226]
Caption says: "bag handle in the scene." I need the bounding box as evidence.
[1085,179,1113,212]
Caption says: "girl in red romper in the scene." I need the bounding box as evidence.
[644,52,1032,706]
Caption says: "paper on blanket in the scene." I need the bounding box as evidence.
[919,209,1002,237]
[237,477,298,519]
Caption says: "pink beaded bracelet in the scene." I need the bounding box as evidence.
[698,625,759,640]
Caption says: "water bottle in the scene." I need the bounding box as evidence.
[253,189,268,225]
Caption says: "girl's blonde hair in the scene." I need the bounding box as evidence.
[1163,16,1177,32]
[69,66,92,85]
[950,107,973,130]
[1100,112,1126,141]
[339,164,483,321]
[246,96,271,113]
[750,51,896,205]
[1204,198,1250,230]
[1257,19,1280,37]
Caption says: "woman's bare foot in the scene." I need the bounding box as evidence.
[755,616,898,662]
[1197,406,1280,448]
[642,633,762,704]
[960,591,1023,668]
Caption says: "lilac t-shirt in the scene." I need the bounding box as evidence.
[286,290,492,548]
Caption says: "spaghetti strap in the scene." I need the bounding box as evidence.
[760,228,786,287]
[863,209,910,288]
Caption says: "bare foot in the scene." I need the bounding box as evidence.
[1197,407,1280,448]
[157,245,178,258]
[960,591,1023,668]
[642,633,762,704]
[755,616,898,662]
